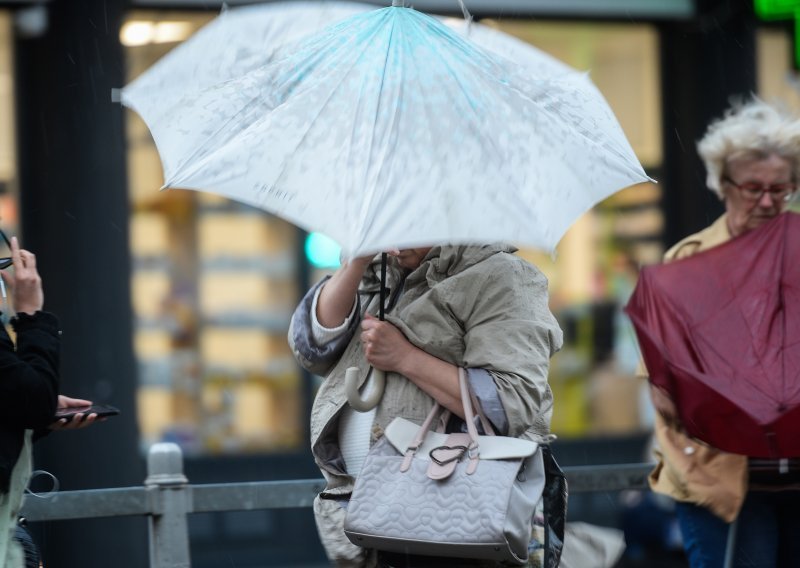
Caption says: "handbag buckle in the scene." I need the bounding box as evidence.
[429,445,468,466]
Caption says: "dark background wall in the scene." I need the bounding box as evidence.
[658,0,757,246]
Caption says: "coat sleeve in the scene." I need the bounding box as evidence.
[460,258,563,440]
[0,311,61,430]
[288,277,361,377]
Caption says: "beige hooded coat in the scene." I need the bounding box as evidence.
[289,245,563,566]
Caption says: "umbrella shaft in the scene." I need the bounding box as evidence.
[380,252,388,321]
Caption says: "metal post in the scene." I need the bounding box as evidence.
[146,443,192,568]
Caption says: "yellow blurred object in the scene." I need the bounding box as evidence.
[588,362,642,434]
[200,329,293,369]
[550,376,589,437]
[138,386,174,439]
[134,330,172,358]
[132,271,170,319]
[233,381,273,437]
[130,212,170,256]
[199,214,296,256]
[200,274,297,314]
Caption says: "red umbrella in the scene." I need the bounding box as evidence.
[625,212,800,458]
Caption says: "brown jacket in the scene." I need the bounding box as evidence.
[647,214,749,522]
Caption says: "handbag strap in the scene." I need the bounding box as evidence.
[469,387,495,436]
[458,369,482,474]
[434,380,494,436]
[399,368,495,474]
[401,399,446,472]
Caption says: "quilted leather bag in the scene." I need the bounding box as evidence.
[344,369,545,565]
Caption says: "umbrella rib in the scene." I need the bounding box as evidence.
[700,252,782,406]
[349,11,399,250]
[498,70,650,183]
[425,25,508,167]
[172,12,388,194]
[270,18,391,195]
[727,287,780,404]
[692,244,780,404]
[165,73,280,185]
[436,14,645,180]
[172,30,344,182]
[779,223,787,404]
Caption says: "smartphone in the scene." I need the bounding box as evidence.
[54,404,120,422]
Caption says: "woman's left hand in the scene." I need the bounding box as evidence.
[360,314,414,373]
[49,395,100,430]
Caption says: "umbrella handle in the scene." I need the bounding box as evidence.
[344,367,385,412]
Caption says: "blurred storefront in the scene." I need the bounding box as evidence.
[123,12,307,457]
[2,0,800,566]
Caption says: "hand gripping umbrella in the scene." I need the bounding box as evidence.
[625,213,800,458]
[122,1,651,410]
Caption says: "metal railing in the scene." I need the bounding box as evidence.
[20,443,653,568]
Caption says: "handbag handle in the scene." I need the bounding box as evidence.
[400,368,493,473]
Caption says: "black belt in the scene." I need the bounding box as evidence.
[749,458,800,486]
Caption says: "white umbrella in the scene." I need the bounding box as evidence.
[121,2,651,258]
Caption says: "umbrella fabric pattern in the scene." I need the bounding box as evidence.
[625,213,800,458]
[122,4,650,258]
[121,1,369,126]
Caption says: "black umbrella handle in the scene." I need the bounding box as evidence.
[380,252,387,321]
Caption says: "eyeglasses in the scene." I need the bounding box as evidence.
[722,177,797,203]
[0,229,12,270]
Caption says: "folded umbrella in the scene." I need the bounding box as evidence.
[625,213,800,457]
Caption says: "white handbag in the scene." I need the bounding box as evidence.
[344,368,545,564]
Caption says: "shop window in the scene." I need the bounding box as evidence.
[123,11,302,455]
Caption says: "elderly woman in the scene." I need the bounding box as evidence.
[645,99,800,568]
[289,244,563,567]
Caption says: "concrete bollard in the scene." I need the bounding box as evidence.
[146,443,191,568]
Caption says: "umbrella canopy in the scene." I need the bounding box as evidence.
[121,1,370,126]
[625,213,800,458]
[121,2,651,258]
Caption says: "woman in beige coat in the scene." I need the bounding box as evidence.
[645,99,800,568]
[289,244,563,567]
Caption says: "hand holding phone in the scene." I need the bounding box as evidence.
[54,404,120,423]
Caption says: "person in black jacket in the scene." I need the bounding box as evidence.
[0,232,99,568]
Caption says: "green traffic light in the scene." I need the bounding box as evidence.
[305,232,342,269]
[754,0,799,18]
[753,0,800,68]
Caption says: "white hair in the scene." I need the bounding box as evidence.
[697,97,800,198]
